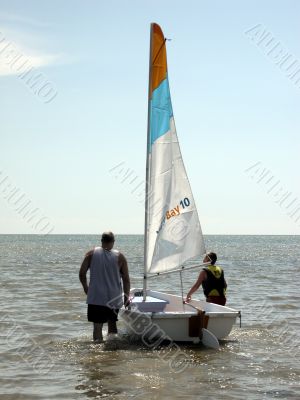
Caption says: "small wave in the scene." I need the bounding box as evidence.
[263,389,299,398]
[266,295,286,301]
[276,303,299,310]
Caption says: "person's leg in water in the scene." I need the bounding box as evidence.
[108,320,117,334]
[93,323,103,341]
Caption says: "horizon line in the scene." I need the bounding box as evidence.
[0,233,299,236]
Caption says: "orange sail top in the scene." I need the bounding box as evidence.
[151,23,167,93]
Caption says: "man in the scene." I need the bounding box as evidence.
[185,252,227,306]
[79,231,130,342]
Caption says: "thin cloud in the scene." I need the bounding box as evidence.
[0,53,60,76]
[0,24,63,76]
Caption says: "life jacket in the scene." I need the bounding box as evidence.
[202,265,227,298]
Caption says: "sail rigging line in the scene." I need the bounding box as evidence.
[146,262,210,278]
[152,38,167,66]
[179,270,185,310]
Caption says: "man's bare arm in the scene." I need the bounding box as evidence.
[79,250,93,294]
[119,253,130,306]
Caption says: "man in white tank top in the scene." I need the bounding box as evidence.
[79,232,130,342]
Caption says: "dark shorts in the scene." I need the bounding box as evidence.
[206,296,226,306]
[87,304,119,323]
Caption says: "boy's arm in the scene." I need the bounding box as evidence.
[186,270,207,302]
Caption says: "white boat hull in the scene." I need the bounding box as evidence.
[120,289,239,344]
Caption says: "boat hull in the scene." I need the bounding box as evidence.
[120,289,239,343]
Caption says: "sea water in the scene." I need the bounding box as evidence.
[0,234,299,399]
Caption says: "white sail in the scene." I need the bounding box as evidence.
[145,24,206,274]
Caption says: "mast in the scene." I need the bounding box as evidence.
[143,23,153,301]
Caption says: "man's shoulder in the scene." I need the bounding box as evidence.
[110,249,125,256]
[109,249,120,258]
[116,251,128,266]
[85,249,94,258]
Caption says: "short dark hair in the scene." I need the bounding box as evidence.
[101,231,115,243]
[207,252,217,265]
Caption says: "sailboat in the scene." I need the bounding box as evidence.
[120,23,240,348]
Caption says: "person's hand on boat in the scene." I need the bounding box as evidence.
[124,295,131,308]
[185,295,191,303]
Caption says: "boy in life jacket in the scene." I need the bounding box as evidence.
[185,252,227,306]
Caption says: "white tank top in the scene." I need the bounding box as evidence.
[86,247,123,308]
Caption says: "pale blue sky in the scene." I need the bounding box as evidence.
[0,0,299,234]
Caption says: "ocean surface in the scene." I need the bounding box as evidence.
[0,234,299,399]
